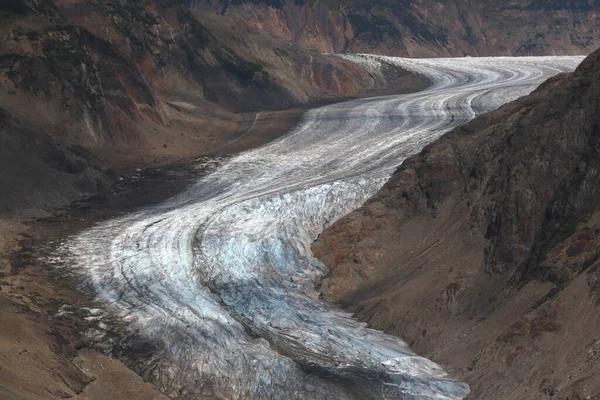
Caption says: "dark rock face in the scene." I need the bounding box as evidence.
[1,0,375,142]
[0,107,113,214]
[313,49,600,399]
[191,0,600,57]
[1,24,160,145]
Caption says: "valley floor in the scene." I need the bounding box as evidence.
[48,56,581,399]
[0,73,430,400]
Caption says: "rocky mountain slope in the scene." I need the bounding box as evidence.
[3,2,600,400]
[313,48,600,399]
[0,0,395,215]
[2,0,600,216]
[194,0,600,57]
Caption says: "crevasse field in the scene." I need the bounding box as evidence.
[59,55,583,399]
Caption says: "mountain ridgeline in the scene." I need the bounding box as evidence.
[189,0,600,56]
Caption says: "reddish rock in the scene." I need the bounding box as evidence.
[314,49,600,400]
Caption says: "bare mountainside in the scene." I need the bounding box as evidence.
[190,0,600,56]
[2,0,600,215]
[1,0,421,215]
[313,48,600,399]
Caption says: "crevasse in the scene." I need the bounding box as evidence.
[61,55,583,399]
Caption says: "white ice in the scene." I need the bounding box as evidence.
[60,55,584,399]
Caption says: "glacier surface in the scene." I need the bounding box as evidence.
[60,55,584,399]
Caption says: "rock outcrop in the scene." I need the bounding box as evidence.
[313,48,600,399]
[191,0,600,57]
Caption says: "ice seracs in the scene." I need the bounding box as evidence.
[60,55,583,399]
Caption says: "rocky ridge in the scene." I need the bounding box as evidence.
[192,0,600,57]
[313,48,600,400]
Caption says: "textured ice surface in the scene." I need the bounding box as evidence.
[61,55,584,399]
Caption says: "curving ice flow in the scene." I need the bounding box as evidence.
[61,55,583,399]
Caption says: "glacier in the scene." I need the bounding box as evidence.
[59,55,584,399]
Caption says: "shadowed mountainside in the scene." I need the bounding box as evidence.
[0,0,399,215]
[190,0,600,57]
[313,48,600,400]
[2,0,599,215]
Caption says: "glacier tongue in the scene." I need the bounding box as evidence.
[61,55,583,399]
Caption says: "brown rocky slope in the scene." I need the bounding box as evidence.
[313,48,600,399]
[3,0,600,216]
[193,0,600,57]
[0,0,397,215]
